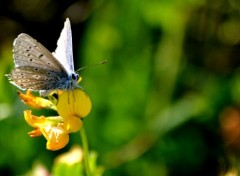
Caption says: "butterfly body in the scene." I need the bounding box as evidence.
[6,18,79,95]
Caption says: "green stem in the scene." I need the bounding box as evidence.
[80,125,91,176]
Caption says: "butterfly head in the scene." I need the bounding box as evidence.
[69,72,80,88]
[71,72,79,82]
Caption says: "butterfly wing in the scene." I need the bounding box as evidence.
[13,33,65,72]
[6,33,69,91]
[52,18,75,74]
[7,66,68,91]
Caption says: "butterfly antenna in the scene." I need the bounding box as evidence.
[76,60,108,72]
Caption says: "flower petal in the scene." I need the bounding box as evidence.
[57,89,92,119]
[24,110,46,128]
[18,90,57,110]
[41,125,69,151]
[28,128,42,137]
[63,115,83,133]
[54,145,83,165]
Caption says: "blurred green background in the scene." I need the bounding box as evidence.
[1,0,240,175]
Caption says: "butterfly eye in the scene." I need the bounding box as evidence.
[71,73,79,81]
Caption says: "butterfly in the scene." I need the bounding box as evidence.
[6,18,79,96]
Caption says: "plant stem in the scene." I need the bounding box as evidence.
[80,125,91,176]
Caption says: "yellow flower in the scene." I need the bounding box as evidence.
[19,88,91,150]
[42,125,69,151]
[57,89,92,132]
[54,145,83,165]
[24,110,69,150]
[18,90,57,111]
